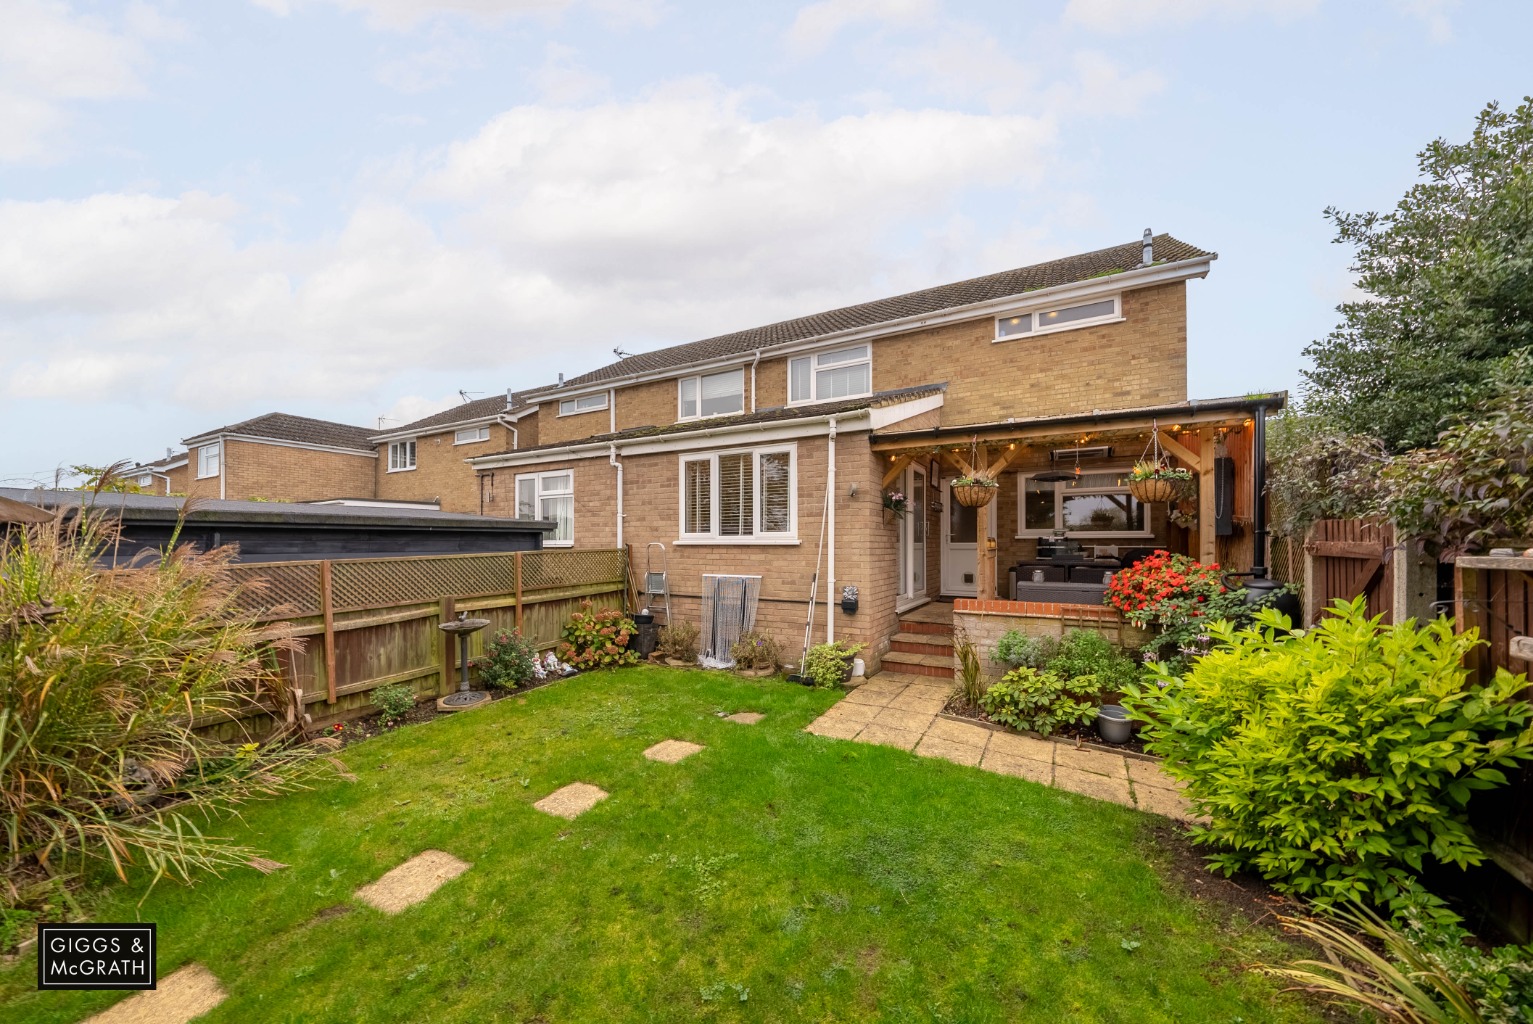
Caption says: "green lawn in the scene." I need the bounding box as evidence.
[1,668,1327,1023]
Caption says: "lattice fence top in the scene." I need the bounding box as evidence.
[230,561,323,620]
[228,548,627,620]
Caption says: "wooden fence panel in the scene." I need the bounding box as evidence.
[1305,518,1395,623]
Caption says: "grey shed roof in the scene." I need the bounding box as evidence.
[544,234,1213,391]
[184,412,376,452]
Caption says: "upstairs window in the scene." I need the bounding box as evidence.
[516,470,574,546]
[388,440,416,472]
[196,443,220,479]
[558,393,608,416]
[996,295,1120,340]
[678,368,745,420]
[788,344,871,404]
[454,425,490,445]
[679,446,795,541]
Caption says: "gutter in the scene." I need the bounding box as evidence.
[523,255,1217,402]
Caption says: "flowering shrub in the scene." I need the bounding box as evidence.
[1128,460,1193,483]
[474,629,537,689]
[882,490,908,516]
[1105,551,1245,651]
[369,683,416,727]
[557,600,639,670]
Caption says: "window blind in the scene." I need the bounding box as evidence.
[718,453,753,535]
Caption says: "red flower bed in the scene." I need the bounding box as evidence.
[1105,550,1227,624]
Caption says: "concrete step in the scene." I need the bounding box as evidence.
[881,650,954,679]
[889,632,953,656]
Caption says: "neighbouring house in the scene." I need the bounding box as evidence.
[368,390,541,514]
[181,413,377,502]
[0,488,554,564]
[467,232,1284,674]
[125,451,189,495]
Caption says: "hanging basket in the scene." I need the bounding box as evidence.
[1128,476,1179,504]
[953,482,999,508]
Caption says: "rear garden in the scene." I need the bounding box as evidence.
[1,666,1332,1024]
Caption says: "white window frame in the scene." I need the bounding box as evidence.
[677,367,746,421]
[558,393,608,417]
[675,444,798,545]
[1016,465,1153,539]
[994,293,1122,343]
[196,443,220,479]
[515,470,575,547]
[387,440,417,473]
[786,344,873,405]
[453,425,491,445]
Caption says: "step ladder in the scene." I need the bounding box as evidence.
[643,542,672,626]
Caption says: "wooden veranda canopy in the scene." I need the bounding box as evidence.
[870,393,1285,600]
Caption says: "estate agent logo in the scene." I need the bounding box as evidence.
[37,923,156,991]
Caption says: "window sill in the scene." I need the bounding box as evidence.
[784,392,872,409]
[387,466,417,474]
[673,536,801,546]
[676,410,745,424]
[556,407,607,418]
[195,473,218,480]
[542,540,574,548]
[452,438,489,446]
[993,316,1125,343]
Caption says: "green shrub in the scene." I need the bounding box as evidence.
[953,627,984,706]
[993,630,1058,669]
[801,641,865,688]
[1125,597,1533,917]
[475,629,537,689]
[0,514,338,920]
[657,620,700,663]
[558,600,639,670]
[728,630,780,671]
[1046,629,1138,691]
[979,667,1101,736]
[369,683,416,727]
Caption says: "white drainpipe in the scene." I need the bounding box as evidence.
[496,415,519,450]
[609,389,616,433]
[749,348,762,412]
[827,416,837,643]
[218,436,226,500]
[608,443,624,548]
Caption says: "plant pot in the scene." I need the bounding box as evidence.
[1127,477,1178,503]
[953,483,998,508]
[840,596,859,615]
[632,612,654,625]
[736,665,775,678]
[1096,704,1132,744]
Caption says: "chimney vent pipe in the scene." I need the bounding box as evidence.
[1142,228,1153,266]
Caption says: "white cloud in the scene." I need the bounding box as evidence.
[0,0,168,161]
[785,0,935,57]
[250,0,669,31]
[1062,0,1320,33]
[0,81,1061,413]
[375,27,482,93]
[1391,0,1457,42]
[529,43,608,103]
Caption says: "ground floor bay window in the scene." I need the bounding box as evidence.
[679,446,796,542]
[516,470,574,546]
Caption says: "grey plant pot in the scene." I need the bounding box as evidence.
[1096,704,1132,745]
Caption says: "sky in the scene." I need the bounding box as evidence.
[0,0,1527,483]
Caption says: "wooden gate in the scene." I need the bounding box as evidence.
[1304,518,1395,623]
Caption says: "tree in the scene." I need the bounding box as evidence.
[1302,97,1533,452]
[68,463,144,493]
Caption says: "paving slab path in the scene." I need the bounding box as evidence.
[534,782,609,819]
[643,739,705,763]
[805,674,1201,821]
[82,964,226,1024]
[355,850,472,914]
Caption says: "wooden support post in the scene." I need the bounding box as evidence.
[1197,432,1217,564]
[319,559,337,704]
[440,596,456,696]
[1455,562,1485,683]
[975,498,996,598]
[513,552,524,633]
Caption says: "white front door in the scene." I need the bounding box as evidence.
[897,466,927,610]
[940,477,995,596]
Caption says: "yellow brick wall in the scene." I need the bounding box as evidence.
[184,439,377,502]
[375,422,517,514]
[478,455,619,547]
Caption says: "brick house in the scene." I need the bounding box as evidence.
[181,413,378,502]
[474,234,1282,673]
[368,390,540,515]
[126,452,188,495]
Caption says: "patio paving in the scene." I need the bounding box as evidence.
[806,674,1201,821]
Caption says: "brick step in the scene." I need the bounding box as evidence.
[898,618,954,637]
[889,632,953,656]
[880,651,954,679]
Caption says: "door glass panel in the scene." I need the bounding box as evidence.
[912,470,926,543]
[949,487,977,543]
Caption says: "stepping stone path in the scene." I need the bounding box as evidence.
[354,850,472,914]
[534,782,609,819]
[83,964,226,1024]
[724,712,764,724]
[805,674,1201,822]
[643,739,704,763]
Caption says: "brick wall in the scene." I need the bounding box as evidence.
[478,454,619,547]
[184,439,377,502]
[375,422,517,513]
[954,600,1121,682]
